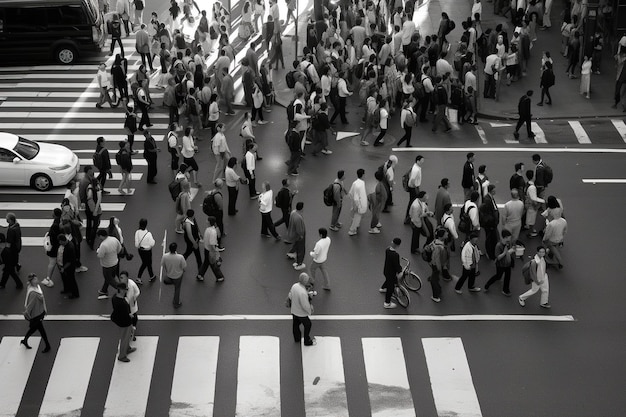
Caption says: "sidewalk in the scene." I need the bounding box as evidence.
[476,0,622,120]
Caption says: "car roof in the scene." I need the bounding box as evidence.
[0,132,20,149]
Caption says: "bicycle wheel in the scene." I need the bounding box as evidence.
[403,271,423,292]
[393,285,410,308]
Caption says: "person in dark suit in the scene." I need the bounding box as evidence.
[461,152,476,201]
[513,90,534,140]
[480,184,500,260]
[379,237,403,309]
[57,234,79,299]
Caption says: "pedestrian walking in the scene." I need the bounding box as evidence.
[428,228,449,303]
[524,169,544,237]
[85,176,103,249]
[329,71,352,124]
[135,23,153,71]
[273,178,294,230]
[409,191,434,254]
[21,274,51,353]
[311,102,332,155]
[519,246,550,308]
[96,229,122,300]
[431,77,452,132]
[373,98,389,146]
[202,180,225,250]
[348,169,367,236]
[0,232,22,289]
[404,155,424,224]
[166,126,180,178]
[123,104,138,153]
[285,121,302,176]
[161,242,186,308]
[112,54,129,102]
[133,0,145,26]
[118,271,140,341]
[396,100,416,147]
[175,181,192,234]
[109,14,124,56]
[258,181,281,240]
[212,123,231,182]
[116,0,131,36]
[580,55,592,99]
[110,282,135,362]
[225,157,247,216]
[181,128,202,187]
[502,189,524,243]
[542,216,567,269]
[532,153,552,198]
[198,216,225,282]
[368,170,388,234]
[379,237,403,309]
[513,90,534,140]
[566,31,581,78]
[134,81,152,130]
[94,137,112,190]
[134,218,156,283]
[288,272,316,345]
[380,155,397,212]
[57,235,79,299]
[538,61,554,106]
[461,152,475,201]
[286,202,306,270]
[116,140,133,194]
[329,170,347,231]
[42,209,61,288]
[309,228,331,290]
[454,231,481,294]
[483,229,515,296]
[479,184,500,260]
[182,209,203,274]
[143,130,160,184]
[434,178,451,226]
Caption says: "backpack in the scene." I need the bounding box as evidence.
[421,240,436,263]
[434,84,447,105]
[414,80,426,100]
[447,20,456,34]
[450,84,463,108]
[542,164,554,185]
[458,204,474,234]
[521,260,535,285]
[323,183,336,206]
[202,191,221,215]
[286,100,295,122]
[285,71,296,88]
[92,148,105,170]
[401,167,412,192]
[168,179,182,201]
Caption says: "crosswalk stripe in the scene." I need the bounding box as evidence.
[422,337,483,417]
[0,65,142,72]
[170,336,220,417]
[111,173,143,181]
[0,122,168,129]
[0,111,167,119]
[104,336,159,417]
[1,101,138,108]
[610,119,626,143]
[79,158,148,166]
[0,188,134,196]
[568,121,592,144]
[0,202,125,211]
[302,336,348,416]
[0,337,40,417]
[236,336,281,416]
[0,92,164,98]
[0,219,111,228]
[39,337,100,417]
[474,124,488,144]
[530,122,547,144]
[362,338,414,417]
[27,135,162,142]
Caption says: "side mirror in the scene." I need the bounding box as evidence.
[12,157,20,164]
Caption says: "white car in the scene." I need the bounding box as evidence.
[0,132,80,191]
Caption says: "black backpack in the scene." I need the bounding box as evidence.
[458,204,474,234]
[542,164,554,185]
[323,183,335,206]
[92,148,105,170]
[168,179,182,201]
[286,100,295,122]
[202,191,221,215]
[285,71,296,88]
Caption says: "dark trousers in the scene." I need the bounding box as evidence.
[515,116,533,136]
[183,242,202,270]
[246,173,257,196]
[292,314,313,344]
[100,264,119,293]
[227,186,238,215]
[287,150,301,174]
[97,169,107,188]
[373,128,387,145]
[139,52,153,70]
[145,154,157,182]
[419,95,430,121]
[330,96,348,123]
[0,262,22,288]
[115,81,128,100]
[261,212,279,238]
[290,239,305,264]
[251,106,264,121]
[411,224,431,252]
[381,274,398,303]
[484,73,495,98]
[430,265,442,299]
[110,37,125,56]
[85,210,100,247]
[397,126,412,147]
[331,204,342,228]
[138,104,151,129]
[455,267,477,290]
[137,248,154,278]
[61,267,79,297]
[405,186,419,221]
[24,313,50,348]
[485,265,512,293]
[273,207,290,229]
[484,227,498,260]
[168,105,179,126]
[163,276,182,304]
[540,87,552,104]
[199,249,224,279]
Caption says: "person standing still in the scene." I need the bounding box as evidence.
[259,181,281,240]
[182,209,203,275]
[461,152,476,201]
[161,242,186,308]
[513,90,535,140]
[379,237,403,309]
[116,140,133,195]
[135,23,153,71]
[21,274,51,353]
[309,228,331,290]
[288,272,316,346]
[143,130,160,184]
[244,143,259,198]
[348,169,367,236]
[329,170,347,232]
[404,155,424,224]
[109,14,124,56]
[211,123,231,182]
[273,178,294,231]
[198,216,225,282]
[85,178,103,249]
[110,282,135,362]
[0,232,22,289]
[94,137,112,191]
[428,229,448,303]
[368,170,388,234]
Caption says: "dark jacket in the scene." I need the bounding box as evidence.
[383,247,402,280]
[60,240,77,270]
[275,187,292,211]
[461,161,475,189]
[518,94,531,118]
[479,194,500,228]
[535,162,548,188]
[6,223,22,254]
[111,296,132,327]
[540,68,555,88]
[96,145,112,171]
[46,218,61,257]
[116,148,133,172]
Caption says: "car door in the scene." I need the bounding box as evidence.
[0,148,25,185]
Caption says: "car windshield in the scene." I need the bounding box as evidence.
[13,137,40,160]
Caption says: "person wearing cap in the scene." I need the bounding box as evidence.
[434,178,451,226]
[455,231,481,294]
[380,237,403,309]
[110,281,135,362]
[21,274,51,353]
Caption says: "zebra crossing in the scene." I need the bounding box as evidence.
[0,334,482,417]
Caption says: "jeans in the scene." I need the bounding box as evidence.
[117,325,133,360]
[164,276,182,304]
[137,248,154,279]
[85,210,100,246]
[292,315,313,344]
[430,265,442,299]
[381,274,398,303]
[261,212,279,238]
[455,267,477,290]
[24,313,50,348]
[310,261,330,288]
[331,204,342,227]
[100,264,119,294]
[485,265,511,293]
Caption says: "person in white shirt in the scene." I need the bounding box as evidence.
[330,72,352,124]
[288,272,316,345]
[309,228,331,290]
[258,181,281,239]
[244,142,259,198]
[180,127,201,187]
[373,98,389,147]
[462,192,481,237]
[348,168,368,236]
[119,271,140,341]
[454,231,481,293]
[211,123,231,182]
[401,19,416,53]
[441,203,459,256]
[134,218,156,283]
[96,63,113,108]
[524,169,544,237]
[519,246,550,308]
[404,155,424,223]
[502,189,524,243]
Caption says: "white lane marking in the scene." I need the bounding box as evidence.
[568,121,592,144]
[170,336,219,417]
[39,338,99,417]
[0,188,134,196]
[0,314,576,321]
[0,337,40,417]
[104,336,158,417]
[0,92,164,98]
[26,134,161,142]
[302,336,349,416]
[474,124,488,144]
[610,119,626,143]
[0,122,168,129]
[422,338,483,417]
[159,229,166,303]
[79,158,147,166]
[0,219,111,228]
[362,338,414,417]
[0,202,125,211]
[111,173,143,181]
[236,336,281,416]
[336,131,360,141]
[0,65,141,72]
[488,122,513,127]
[0,101,135,108]
[391,147,626,153]
[0,111,167,119]
[530,122,547,143]
[582,179,626,184]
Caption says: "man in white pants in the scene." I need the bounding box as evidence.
[519,246,550,308]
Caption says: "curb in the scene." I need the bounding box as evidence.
[476,110,626,121]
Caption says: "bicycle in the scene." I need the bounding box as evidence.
[391,281,410,308]
[399,257,422,292]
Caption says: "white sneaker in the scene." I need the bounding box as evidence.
[76,266,88,273]
[41,278,54,288]
[294,263,306,271]
[383,302,398,309]
[368,228,381,234]
[518,297,526,307]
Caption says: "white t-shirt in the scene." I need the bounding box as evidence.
[379,108,389,129]
[310,237,331,263]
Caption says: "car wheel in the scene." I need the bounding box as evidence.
[31,174,52,191]
[56,46,77,65]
